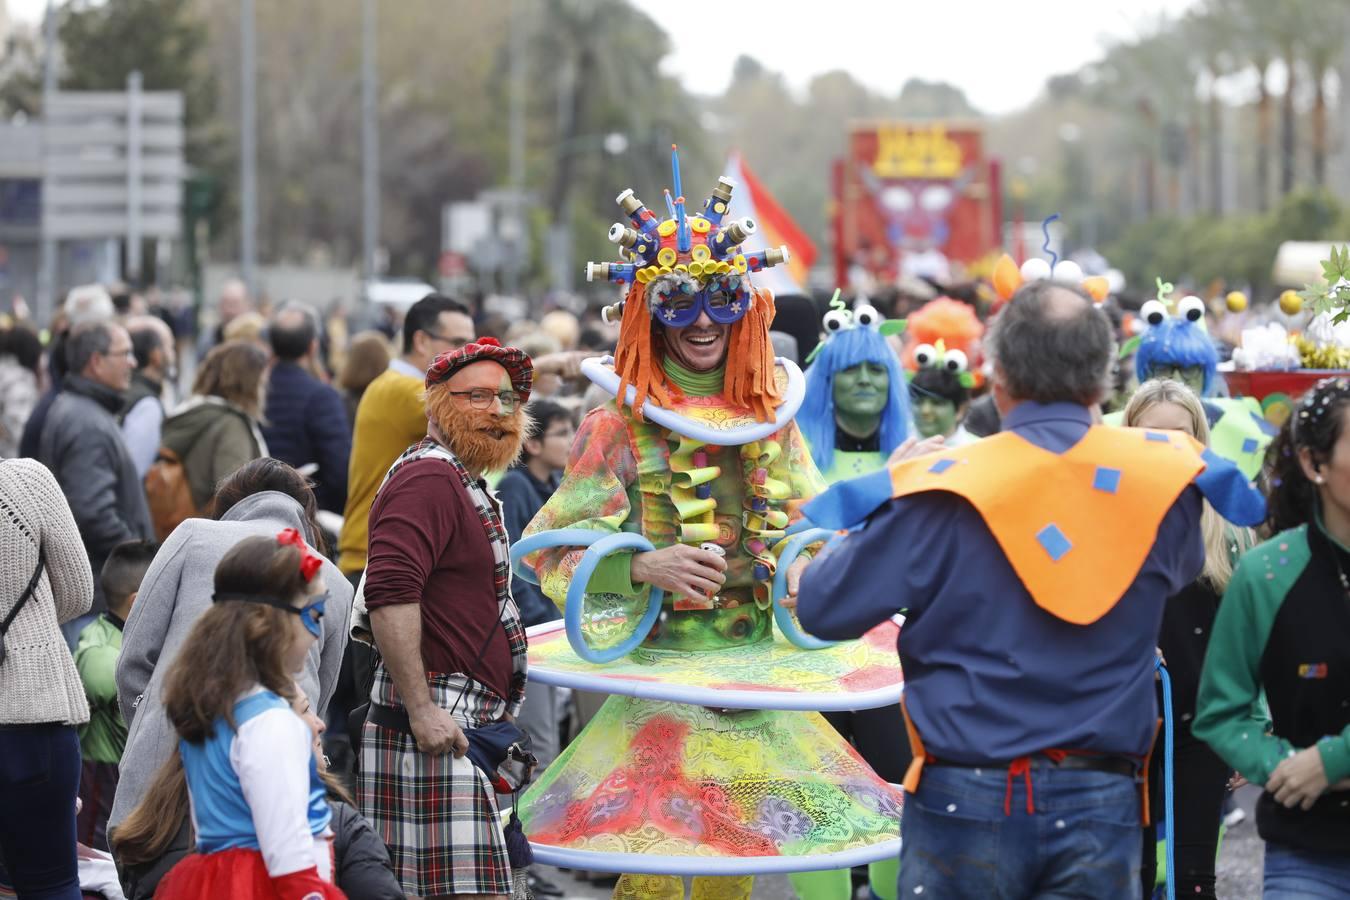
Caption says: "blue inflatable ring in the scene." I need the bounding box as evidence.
[509,529,663,664]
[771,527,841,650]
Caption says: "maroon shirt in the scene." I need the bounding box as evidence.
[365,457,513,703]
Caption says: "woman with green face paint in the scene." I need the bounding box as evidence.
[797,303,916,484]
[792,303,916,900]
[910,366,970,440]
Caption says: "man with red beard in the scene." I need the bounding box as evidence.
[359,338,531,900]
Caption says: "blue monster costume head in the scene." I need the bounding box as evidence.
[798,296,914,474]
[1133,290,1218,396]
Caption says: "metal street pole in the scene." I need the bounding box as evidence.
[506,0,525,299]
[37,0,58,323]
[126,70,143,281]
[240,0,257,296]
[361,0,380,301]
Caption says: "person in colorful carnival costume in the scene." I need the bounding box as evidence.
[1121,281,1275,480]
[795,281,1267,899]
[909,343,974,443]
[791,296,916,900]
[896,296,984,385]
[518,155,904,900]
[797,292,915,483]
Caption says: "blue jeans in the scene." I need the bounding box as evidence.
[1263,841,1350,898]
[0,723,82,899]
[899,763,1142,900]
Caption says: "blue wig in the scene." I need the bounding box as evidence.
[798,325,914,474]
[1134,317,1219,396]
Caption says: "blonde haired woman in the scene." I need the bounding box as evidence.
[1124,378,1251,899]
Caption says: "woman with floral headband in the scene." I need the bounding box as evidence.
[150,530,343,899]
[1196,376,1350,898]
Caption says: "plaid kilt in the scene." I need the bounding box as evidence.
[359,664,511,897]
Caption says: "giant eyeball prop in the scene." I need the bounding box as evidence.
[913,343,938,368]
[1051,260,1083,283]
[1140,300,1168,327]
[944,349,969,373]
[1020,258,1052,283]
[853,304,880,328]
[823,309,850,333]
[1177,295,1206,323]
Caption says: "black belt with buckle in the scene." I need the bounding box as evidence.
[366,701,414,736]
[928,753,1137,778]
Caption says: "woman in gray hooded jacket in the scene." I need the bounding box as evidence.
[107,458,352,838]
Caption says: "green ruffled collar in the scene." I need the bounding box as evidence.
[662,358,725,397]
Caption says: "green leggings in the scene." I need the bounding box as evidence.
[788,858,899,900]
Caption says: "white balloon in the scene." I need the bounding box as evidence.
[1020,258,1052,282]
[1051,260,1084,283]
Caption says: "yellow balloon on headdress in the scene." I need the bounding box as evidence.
[1225,291,1248,313]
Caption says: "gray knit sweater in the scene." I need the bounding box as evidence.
[108,491,352,830]
[0,458,95,725]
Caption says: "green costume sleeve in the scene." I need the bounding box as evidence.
[521,405,644,607]
[1317,726,1350,783]
[775,420,828,520]
[1194,543,1300,785]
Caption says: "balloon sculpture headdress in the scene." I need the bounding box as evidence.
[1126,277,1218,396]
[991,217,1110,307]
[587,145,792,423]
[798,291,914,474]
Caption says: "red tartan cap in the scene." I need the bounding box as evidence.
[424,336,533,403]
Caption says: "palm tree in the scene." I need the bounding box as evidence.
[1092,23,1200,218]
[1184,4,1239,213]
[1218,0,1283,209]
[1293,0,1349,185]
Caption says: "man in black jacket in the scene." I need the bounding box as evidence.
[261,302,352,513]
[38,321,154,645]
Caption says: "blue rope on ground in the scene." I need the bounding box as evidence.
[1156,658,1176,900]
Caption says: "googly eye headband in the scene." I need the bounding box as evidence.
[910,338,974,387]
[805,289,905,364]
[1119,277,1218,395]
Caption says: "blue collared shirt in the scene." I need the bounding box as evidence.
[798,401,1205,763]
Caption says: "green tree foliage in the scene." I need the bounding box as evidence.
[0,28,41,118]
[1106,189,1347,294]
[59,0,215,128]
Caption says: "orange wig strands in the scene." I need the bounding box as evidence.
[725,287,781,423]
[613,281,672,420]
[612,284,783,423]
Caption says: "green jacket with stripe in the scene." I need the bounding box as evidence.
[1194,518,1350,852]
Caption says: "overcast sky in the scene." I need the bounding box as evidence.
[9,0,1200,115]
[646,0,1200,114]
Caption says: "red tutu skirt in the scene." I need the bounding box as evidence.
[156,847,344,900]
